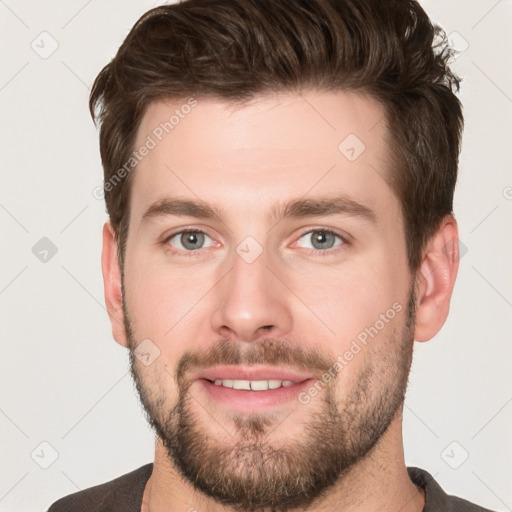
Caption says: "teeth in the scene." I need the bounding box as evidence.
[213,379,297,390]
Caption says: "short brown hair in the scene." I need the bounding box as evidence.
[90,0,463,271]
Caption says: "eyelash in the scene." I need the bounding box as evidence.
[162,228,348,257]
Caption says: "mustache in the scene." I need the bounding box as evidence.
[175,338,336,388]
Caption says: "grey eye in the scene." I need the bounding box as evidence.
[297,230,343,251]
[181,231,204,250]
[169,231,213,251]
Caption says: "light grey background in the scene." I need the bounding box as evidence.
[0,1,511,511]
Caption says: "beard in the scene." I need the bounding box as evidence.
[123,285,416,512]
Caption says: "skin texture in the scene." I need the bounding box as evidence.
[101,90,459,512]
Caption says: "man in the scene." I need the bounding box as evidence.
[48,0,494,511]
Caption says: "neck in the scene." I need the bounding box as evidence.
[142,411,425,512]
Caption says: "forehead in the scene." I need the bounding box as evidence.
[130,90,394,223]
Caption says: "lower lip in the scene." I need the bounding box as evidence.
[196,379,315,412]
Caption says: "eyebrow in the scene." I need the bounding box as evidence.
[141,195,377,225]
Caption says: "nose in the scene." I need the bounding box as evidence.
[210,245,293,343]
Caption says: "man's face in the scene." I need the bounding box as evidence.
[121,90,415,511]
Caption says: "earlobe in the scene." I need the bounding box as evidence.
[101,222,128,347]
[413,215,460,342]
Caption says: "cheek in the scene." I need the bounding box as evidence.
[286,260,405,345]
[285,257,410,397]
[125,259,215,337]
[131,353,180,411]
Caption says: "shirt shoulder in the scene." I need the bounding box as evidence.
[407,467,496,512]
[47,463,153,512]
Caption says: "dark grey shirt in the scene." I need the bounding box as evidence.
[47,464,496,511]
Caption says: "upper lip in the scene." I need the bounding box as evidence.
[194,365,315,383]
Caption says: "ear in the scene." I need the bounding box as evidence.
[414,215,460,342]
[101,222,128,347]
